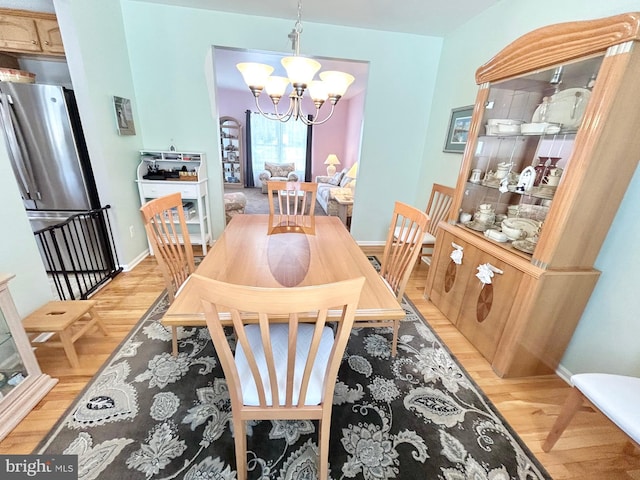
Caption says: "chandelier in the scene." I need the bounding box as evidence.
[236,0,354,126]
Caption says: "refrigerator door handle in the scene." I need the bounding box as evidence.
[0,92,40,202]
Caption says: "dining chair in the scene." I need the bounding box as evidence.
[394,183,454,265]
[266,180,318,233]
[542,372,640,452]
[140,192,196,355]
[191,274,365,480]
[356,201,429,356]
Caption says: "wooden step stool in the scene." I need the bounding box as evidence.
[22,300,108,368]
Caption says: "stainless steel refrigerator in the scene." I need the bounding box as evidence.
[0,81,120,300]
[0,81,100,230]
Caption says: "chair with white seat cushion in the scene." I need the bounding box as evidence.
[191,274,365,480]
[394,183,454,265]
[542,372,640,452]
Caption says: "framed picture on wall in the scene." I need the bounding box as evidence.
[113,96,136,136]
[443,105,473,153]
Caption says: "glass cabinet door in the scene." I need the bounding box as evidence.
[0,306,29,399]
[458,55,604,256]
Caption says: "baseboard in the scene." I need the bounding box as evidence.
[121,249,150,272]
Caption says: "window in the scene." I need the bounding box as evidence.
[249,112,308,186]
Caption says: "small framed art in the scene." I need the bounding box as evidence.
[113,96,136,136]
[443,105,473,153]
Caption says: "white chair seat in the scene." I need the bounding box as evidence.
[394,226,435,245]
[236,323,334,406]
[572,373,640,443]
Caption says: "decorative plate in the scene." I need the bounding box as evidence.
[512,239,537,254]
[502,218,540,238]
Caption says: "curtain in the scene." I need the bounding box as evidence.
[244,110,254,187]
[305,115,313,182]
[249,112,309,187]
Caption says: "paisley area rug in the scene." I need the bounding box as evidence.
[35,259,550,480]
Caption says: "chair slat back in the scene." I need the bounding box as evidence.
[266,181,318,233]
[380,201,429,300]
[140,192,196,302]
[193,274,364,413]
[426,183,455,237]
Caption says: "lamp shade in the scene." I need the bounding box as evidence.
[346,162,358,178]
[281,56,321,86]
[324,154,340,166]
[237,63,274,90]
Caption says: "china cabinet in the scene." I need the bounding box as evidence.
[136,150,212,255]
[0,274,57,441]
[220,117,244,187]
[425,12,640,377]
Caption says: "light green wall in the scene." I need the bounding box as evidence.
[120,1,443,242]
[420,0,640,377]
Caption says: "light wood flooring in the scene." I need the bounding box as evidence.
[1,249,639,479]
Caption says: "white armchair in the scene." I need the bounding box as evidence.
[258,162,300,193]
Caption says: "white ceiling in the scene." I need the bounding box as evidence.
[8,0,500,37]
[136,0,500,37]
[4,0,499,97]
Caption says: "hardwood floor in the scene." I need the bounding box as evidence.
[1,250,639,479]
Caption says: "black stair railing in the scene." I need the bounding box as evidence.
[33,205,122,300]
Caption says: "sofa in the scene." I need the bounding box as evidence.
[258,162,300,193]
[315,168,355,216]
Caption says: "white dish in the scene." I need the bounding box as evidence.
[532,87,591,130]
[512,239,537,254]
[487,118,524,126]
[484,229,508,242]
[501,218,540,240]
[497,124,521,135]
[520,122,560,135]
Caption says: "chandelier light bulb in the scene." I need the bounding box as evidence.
[319,70,355,100]
[265,76,290,103]
[308,80,329,107]
[281,56,321,87]
[237,63,274,94]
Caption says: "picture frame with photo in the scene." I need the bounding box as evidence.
[443,105,473,153]
[113,96,136,136]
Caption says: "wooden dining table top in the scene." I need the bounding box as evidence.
[163,214,405,323]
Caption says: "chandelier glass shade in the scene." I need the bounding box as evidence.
[236,1,354,126]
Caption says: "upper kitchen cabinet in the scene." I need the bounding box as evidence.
[0,9,64,56]
[425,13,640,377]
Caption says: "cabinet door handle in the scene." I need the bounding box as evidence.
[44,41,50,46]
[450,242,464,264]
[475,262,504,285]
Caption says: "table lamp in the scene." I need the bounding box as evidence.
[324,154,340,176]
[346,162,358,191]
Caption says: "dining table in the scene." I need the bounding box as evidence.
[162,214,405,354]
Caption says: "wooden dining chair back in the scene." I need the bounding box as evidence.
[420,183,454,263]
[356,201,428,356]
[543,372,640,452]
[266,180,318,233]
[192,274,365,480]
[140,192,196,303]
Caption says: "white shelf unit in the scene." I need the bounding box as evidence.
[220,117,243,188]
[136,150,212,255]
